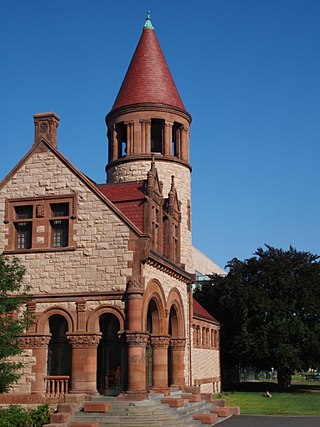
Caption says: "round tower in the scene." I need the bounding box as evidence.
[105,13,193,270]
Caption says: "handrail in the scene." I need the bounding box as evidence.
[44,375,70,397]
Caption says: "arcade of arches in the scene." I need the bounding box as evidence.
[21,281,189,398]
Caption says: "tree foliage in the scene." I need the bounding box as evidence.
[194,245,320,390]
[0,255,32,393]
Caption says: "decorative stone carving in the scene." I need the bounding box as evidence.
[126,279,144,294]
[67,333,101,348]
[20,334,51,348]
[126,332,149,348]
[170,338,186,350]
[151,336,170,348]
[36,204,45,218]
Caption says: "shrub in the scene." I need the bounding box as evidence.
[0,403,51,427]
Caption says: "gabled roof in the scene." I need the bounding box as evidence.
[97,182,145,231]
[112,14,185,112]
[0,139,146,238]
[193,298,219,324]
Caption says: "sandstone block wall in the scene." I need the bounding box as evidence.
[0,149,133,295]
[192,347,220,393]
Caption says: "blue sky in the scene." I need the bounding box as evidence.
[1,1,319,269]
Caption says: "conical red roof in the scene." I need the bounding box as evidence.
[112,20,185,111]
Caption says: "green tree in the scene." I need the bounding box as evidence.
[194,245,320,391]
[0,255,32,393]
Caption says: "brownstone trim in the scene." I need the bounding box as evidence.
[145,251,192,283]
[142,279,167,335]
[29,290,125,304]
[67,333,102,348]
[87,305,125,333]
[167,287,186,338]
[36,306,76,334]
[106,103,192,124]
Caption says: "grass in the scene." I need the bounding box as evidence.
[218,381,320,416]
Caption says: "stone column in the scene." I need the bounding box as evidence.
[170,338,186,387]
[112,125,118,160]
[125,332,149,399]
[150,335,170,392]
[123,280,148,400]
[21,334,51,394]
[164,122,173,155]
[145,119,151,153]
[67,333,101,395]
[124,121,134,155]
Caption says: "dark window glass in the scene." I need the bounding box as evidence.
[51,203,69,217]
[15,222,32,249]
[15,206,33,219]
[51,219,68,247]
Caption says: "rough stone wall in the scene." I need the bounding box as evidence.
[7,350,36,394]
[143,263,191,384]
[191,347,220,393]
[108,161,193,272]
[0,149,133,294]
[0,148,134,393]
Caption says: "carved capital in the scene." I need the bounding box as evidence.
[76,300,86,312]
[67,333,101,348]
[170,338,186,350]
[20,334,51,348]
[151,335,170,348]
[126,279,144,295]
[126,332,149,348]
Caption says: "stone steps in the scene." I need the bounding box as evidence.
[67,391,239,427]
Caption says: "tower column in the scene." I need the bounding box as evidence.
[145,119,151,153]
[112,125,118,160]
[164,121,173,155]
[124,121,134,155]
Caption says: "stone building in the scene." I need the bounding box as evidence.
[0,13,222,399]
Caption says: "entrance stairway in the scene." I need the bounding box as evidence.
[60,390,240,427]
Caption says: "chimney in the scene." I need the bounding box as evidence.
[33,112,60,148]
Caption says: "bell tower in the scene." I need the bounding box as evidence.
[105,12,193,270]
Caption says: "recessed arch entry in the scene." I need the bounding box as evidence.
[47,314,72,378]
[143,281,187,391]
[97,312,124,395]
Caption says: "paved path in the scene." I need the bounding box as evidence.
[222,415,320,426]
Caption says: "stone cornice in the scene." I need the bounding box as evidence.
[29,290,125,304]
[106,103,192,123]
[105,154,192,174]
[145,250,192,284]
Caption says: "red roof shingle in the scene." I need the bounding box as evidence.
[193,298,219,323]
[112,27,185,111]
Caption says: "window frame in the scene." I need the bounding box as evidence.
[4,194,77,254]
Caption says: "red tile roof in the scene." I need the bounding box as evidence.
[97,182,145,231]
[112,27,185,111]
[193,298,218,323]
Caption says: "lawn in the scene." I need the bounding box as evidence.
[220,383,320,416]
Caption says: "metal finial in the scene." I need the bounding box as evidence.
[144,11,154,30]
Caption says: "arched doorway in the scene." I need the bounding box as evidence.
[168,305,179,386]
[97,313,122,395]
[146,299,160,389]
[47,314,72,378]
